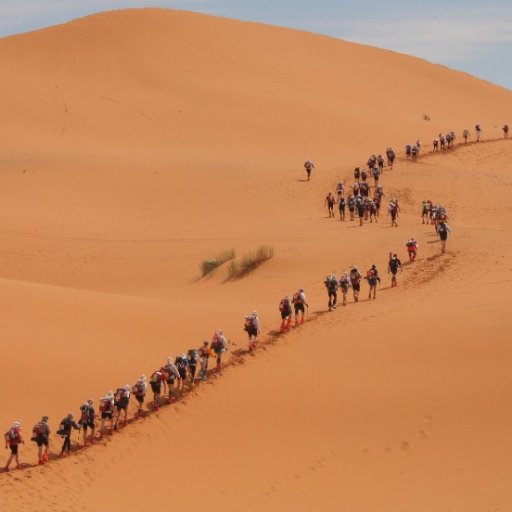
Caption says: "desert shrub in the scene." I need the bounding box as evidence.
[200,249,236,276]
[423,113,431,121]
[227,245,274,279]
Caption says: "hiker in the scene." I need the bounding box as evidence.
[347,195,356,221]
[377,154,384,171]
[338,195,346,221]
[211,329,228,371]
[356,196,365,226]
[335,182,344,197]
[338,272,351,306]
[463,129,469,143]
[325,192,335,218]
[405,144,412,160]
[150,370,164,410]
[366,265,381,300]
[164,358,180,402]
[324,274,338,311]
[388,200,399,227]
[411,144,419,162]
[279,296,293,332]
[58,414,80,457]
[422,200,432,224]
[386,147,395,169]
[99,392,115,437]
[187,349,200,384]
[114,385,131,430]
[361,169,368,183]
[388,253,403,287]
[198,341,215,381]
[374,194,382,217]
[32,416,51,464]
[433,137,439,153]
[360,180,369,198]
[406,238,418,262]
[504,124,509,138]
[78,401,95,446]
[475,124,482,142]
[369,199,378,223]
[354,167,361,182]
[4,421,23,471]
[244,310,260,350]
[372,166,380,186]
[437,222,452,253]
[132,376,147,416]
[349,266,362,302]
[292,289,308,325]
[440,134,446,150]
[304,160,314,180]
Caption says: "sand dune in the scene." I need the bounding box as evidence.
[0,8,511,511]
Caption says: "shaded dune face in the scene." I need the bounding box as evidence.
[0,9,511,512]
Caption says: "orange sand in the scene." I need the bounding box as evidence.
[0,9,511,511]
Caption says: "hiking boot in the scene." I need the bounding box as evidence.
[38,459,44,466]
[15,465,22,470]
[43,453,49,462]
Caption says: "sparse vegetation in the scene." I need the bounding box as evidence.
[227,245,274,280]
[200,249,236,276]
[423,113,431,121]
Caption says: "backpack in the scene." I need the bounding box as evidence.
[99,397,112,413]
[57,418,69,437]
[115,388,128,405]
[5,427,20,443]
[325,276,337,291]
[187,349,199,363]
[150,371,161,384]
[132,382,144,396]
[438,223,447,234]
[32,423,43,437]
[244,317,254,331]
[279,298,288,312]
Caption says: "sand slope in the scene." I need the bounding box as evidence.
[0,9,511,511]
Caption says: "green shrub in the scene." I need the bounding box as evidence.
[227,245,274,279]
[200,249,236,276]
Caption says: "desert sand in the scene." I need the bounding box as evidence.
[1,8,512,511]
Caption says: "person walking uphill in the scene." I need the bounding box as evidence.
[292,289,308,325]
[244,311,260,350]
[32,416,51,464]
[211,329,228,372]
[57,414,79,457]
[78,400,95,446]
[366,264,381,300]
[324,274,338,311]
[4,421,23,471]
[437,221,452,253]
[99,391,115,437]
[198,341,215,381]
[388,253,403,287]
[132,375,148,415]
[349,266,362,302]
[304,160,314,180]
[279,295,293,332]
[325,193,335,218]
[114,385,131,430]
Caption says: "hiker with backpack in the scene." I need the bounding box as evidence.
[347,195,356,221]
[366,265,381,300]
[32,416,51,465]
[338,195,346,221]
[198,340,215,380]
[163,359,180,402]
[372,166,380,187]
[292,289,308,325]
[388,254,403,287]
[58,414,79,457]
[388,200,399,227]
[503,124,509,138]
[4,421,23,471]
[475,124,482,142]
[279,296,293,332]
[349,266,362,302]
[211,330,228,372]
[356,196,365,227]
[325,192,335,218]
[386,147,395,169]
[324,274,338,311]
[304,160,314,180]
[336,182,344,197]
[132,376,148,416]
[354,167,361,182]
[411,144,419,163]
[377,154,384,171]
[78,400,96,446]
[405,144,412,160]
[174,354,188,390]
[422,200,433,224]
[338,272,351,306]
[150,370,165,410]
[113,385,131,430]
[244,311,260,350]
[406,238,418,262]
[187,349,200,384]
[99,391,115,437]
[437,222,452,253]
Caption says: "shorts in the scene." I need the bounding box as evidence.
[246,326,258,336]
[391,212,397,220]
[368,279,378,286]
[135,395,145,403]
[306,169,311,176]
[116,403,127,411]
[150,382,161,394]
[390,269,398,276]
[178,368,187,380]
[280,310,291,320]
[358,209,365,217]
[80,419,94,430]
[36,436,49,447]
[439,233,447,241]
[101,412,113,420]
[294,303,305,314]
[352,282,360,292]
[166,377,175,385]
[9,444,18,455]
